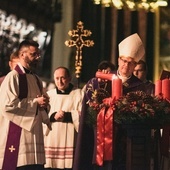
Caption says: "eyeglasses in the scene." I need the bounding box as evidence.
[120,58,136,66]
[29,52,40,58]
[134,69,145,72]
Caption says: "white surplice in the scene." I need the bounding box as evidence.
[44,87,84,169]
[0,64,50,168]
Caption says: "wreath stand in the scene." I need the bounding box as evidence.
[95,72,162,170]
[122,124,161,170]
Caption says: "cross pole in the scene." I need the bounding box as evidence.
[65,21,94,88]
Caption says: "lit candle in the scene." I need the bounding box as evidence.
[112,75,122,99]
[95,71,113,80]
[95,71,122,99]
[162,78,170,99]
[155,80,162,96]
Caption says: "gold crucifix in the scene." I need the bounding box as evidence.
[65,21,94,87]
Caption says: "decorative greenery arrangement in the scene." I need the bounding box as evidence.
[114,91,170,125]
[86,88,110,127]
[86,89,170,127]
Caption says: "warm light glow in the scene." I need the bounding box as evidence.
[149,2,159,12]
[126,1,136,10]
[112,0,123,9]
[93,0,168,11]
[94,0,101,4]
[139,2,150,10]
[156,0,168,6]
[101,0,113,7]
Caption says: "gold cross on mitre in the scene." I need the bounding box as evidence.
[65,21,94,87]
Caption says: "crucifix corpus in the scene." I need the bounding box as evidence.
[65,21,94,87]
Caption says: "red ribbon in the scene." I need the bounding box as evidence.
[96,97,115,166]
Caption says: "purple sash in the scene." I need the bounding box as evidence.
[2,65,28,170]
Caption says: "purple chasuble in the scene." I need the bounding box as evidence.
[2,65,28,170]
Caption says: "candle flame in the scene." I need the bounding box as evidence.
[112,74,118,79]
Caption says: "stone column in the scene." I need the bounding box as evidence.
[51,0,73,76]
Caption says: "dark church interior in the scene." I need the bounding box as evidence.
[0,0,170,85]
[1,1,170,170]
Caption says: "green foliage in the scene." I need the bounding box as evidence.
[114,91,170,125]
[86,89,170,127]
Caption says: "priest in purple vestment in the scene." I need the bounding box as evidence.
[0,40,51,170]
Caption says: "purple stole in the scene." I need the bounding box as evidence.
[2,65,28,170]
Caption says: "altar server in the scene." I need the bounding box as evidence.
[0,50,20,86]
[133,59,155,95]
[44,66,84,170]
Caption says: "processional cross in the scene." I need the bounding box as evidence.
[65,21,94,87]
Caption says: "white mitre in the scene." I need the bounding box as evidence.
[118,33,145,62]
